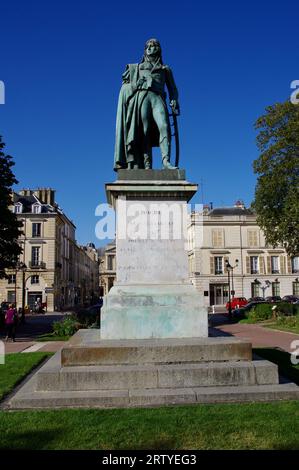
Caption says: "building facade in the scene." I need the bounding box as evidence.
[188,202,299,307]
[97,202,299,307]
[0,189,99,311]
[99,242,116,296]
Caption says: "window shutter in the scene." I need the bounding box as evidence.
[259,256,264,274]
[212,229,223,248]
[224,256,229,273]
[248,230,258,247]
[246,256,250,274]
[287,257,292,274]
[210,257,214,274]
[267,256,271,274]
[280,256,286,274]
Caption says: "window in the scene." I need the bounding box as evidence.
[214,257,223,275]
[15,203,23,214]
[293,282,299,296]
[272,282,280,297]
[32,223,41,238]
[107,255,114,271]
[251,282,260,297]
[31,247,40,266]
[7,291,16,303]
[31,275,39,284]
[248,230,258,247]
[7,274,16,284]
[292,257,299,274]
[250,256,259,274]
[32,204,41,214]
[212,229,224,248]
[271,256,279,274]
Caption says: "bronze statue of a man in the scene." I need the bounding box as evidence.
[114,39,180,170]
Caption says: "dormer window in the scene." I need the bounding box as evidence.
[32,203,41,214]
[15,203,23,214]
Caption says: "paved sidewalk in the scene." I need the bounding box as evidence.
[1,312,65,354]
[210,315,299,353]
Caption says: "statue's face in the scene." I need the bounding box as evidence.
[145,42,159,57]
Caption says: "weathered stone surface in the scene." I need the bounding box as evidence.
[5,331,299,410]
[101,285,208,339]
[117,169,186,181]
[61,332,252,366]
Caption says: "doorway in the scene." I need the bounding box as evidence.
[28,292,43,312]
[209,284,229,306]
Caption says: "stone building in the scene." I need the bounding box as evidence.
[188,201,299,307]
[99,242,116,296]
[0,189,99,311]
[97,201,299,308]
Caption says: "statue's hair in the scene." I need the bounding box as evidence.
[142,38,163,64]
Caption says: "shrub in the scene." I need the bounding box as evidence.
[276,314,299,328]
[275,302,296,316]
[245,303,273,322]
[74,308,100,327]
[53,317,80,337]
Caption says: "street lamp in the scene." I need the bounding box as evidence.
[254,279,271,298]
[225,259,239,320]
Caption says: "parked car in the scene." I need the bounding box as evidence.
[225,297,248,311]
[247,297,266,303]
[265,296,282,303]
[282,295,299,304]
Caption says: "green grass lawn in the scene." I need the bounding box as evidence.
[239,318,299,334]
[0,402,298,450]
[0,352,299,450]
[263,323,299,334]
[0,352,52,401]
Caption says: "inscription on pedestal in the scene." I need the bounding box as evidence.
[116,200,189,284]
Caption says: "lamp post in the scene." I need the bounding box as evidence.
[225,259,239,320]
[19,263,27,323]
[254,279,271,299]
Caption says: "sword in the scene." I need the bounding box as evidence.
[170,102,180,168]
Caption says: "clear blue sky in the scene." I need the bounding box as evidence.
[1,0,298,245]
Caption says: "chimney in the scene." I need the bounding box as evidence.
[33,188,56,206]
[234,200,245,209]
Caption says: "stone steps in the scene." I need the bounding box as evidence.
[61,334,252,366]
[5,331,299,410]
[37,360,278,392]
[7,384,299,410]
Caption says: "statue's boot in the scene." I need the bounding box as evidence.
[144,154,152,169]
[160,137,177,169]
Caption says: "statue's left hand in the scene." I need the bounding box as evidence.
[170,100,180,115]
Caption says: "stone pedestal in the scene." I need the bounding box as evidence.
[101,169,208,339]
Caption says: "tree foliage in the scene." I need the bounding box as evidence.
[252,101,299,255]
[0,136,23,278]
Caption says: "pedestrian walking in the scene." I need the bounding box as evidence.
[5,304,17,342]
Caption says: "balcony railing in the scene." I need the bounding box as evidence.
[29,261,46,269]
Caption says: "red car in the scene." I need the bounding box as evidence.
[226,297,248,311]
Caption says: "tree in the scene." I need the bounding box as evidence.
[252,100,299,256]
[0,136,23,278]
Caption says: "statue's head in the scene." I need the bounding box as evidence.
[143,38,163,63]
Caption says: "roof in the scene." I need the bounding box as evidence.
[208,207,255,216]
[13,193,56,214]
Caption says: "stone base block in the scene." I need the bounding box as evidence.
[5,331,299,410]
[100,284,208,340]
[61,334,252,366]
